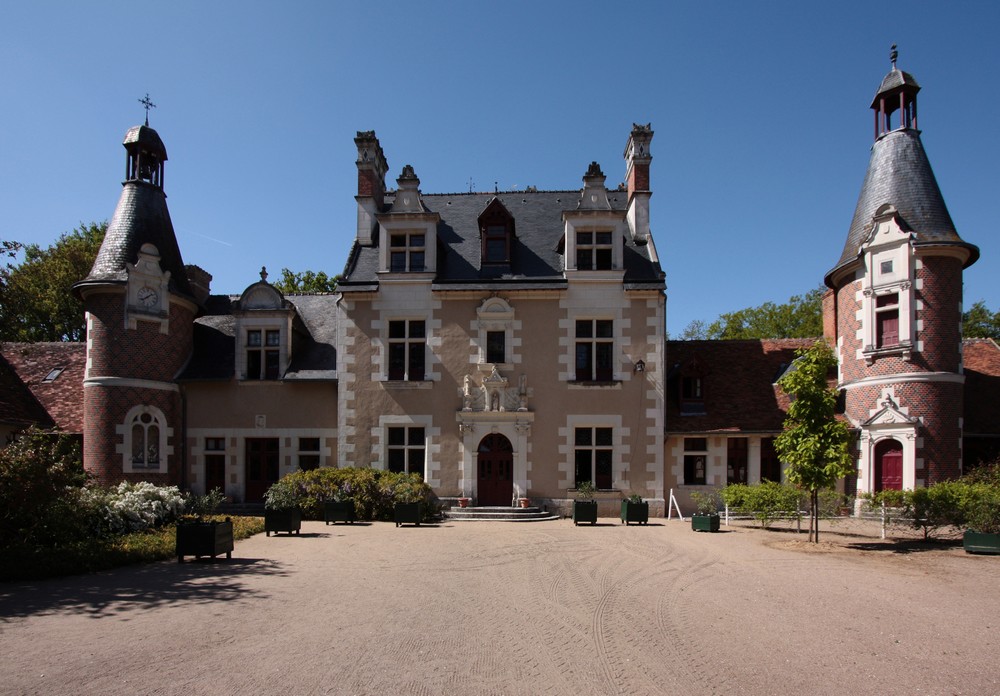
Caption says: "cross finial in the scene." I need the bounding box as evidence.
[138,93,156,126]
[890,44,898,70]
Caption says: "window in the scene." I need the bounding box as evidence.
[727,437,748,485]
[130,411,162,469]
[388,320,426,381]
[390,233,425,272]
[681,376,705,415]
[42,367,65,383]
[575,319,614,382]
[387,426,425,477]
[246,329,280,380]
[298,437,320,471]
[483,225,510,264]
[576,231,613,270]
[574,427,613,489]
[683,437,707,485]
[760,437,781,482]
[876,294,899,348]
[205,437,226,493]
[486,330,506,364]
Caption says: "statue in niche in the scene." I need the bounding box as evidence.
[463,374,474,411]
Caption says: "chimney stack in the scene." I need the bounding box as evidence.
[624,123,653,244]
[355,131,388,246]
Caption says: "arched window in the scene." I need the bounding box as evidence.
[122,405,168,473]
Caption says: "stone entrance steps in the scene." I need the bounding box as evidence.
[445,505,561,522]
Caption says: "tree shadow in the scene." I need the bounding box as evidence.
[0,557,288,620]
[846,539,963,554]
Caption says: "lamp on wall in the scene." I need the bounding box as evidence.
[634,359,646,373]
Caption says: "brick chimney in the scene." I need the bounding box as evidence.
[355,131,388,246]
[624,123,653,244]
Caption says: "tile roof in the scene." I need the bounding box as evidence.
[963,338,1000,435]
[0,342,85,433]
[665,338,816,434]
[341,189,664,289]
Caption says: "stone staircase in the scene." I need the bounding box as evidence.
[444,505,561,522]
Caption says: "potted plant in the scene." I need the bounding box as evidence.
[518,497,531,508]
[573,481,598,526]
[690,490,721,532]
[263,478,302,536]
[963,487,1000,555]
[620,493,649,525]
[176,516,234,563]
[457,496,471,508]
[324,483,356,525]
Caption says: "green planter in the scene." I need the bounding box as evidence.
[963,530,1000,555]
[691,513,720,532]
[265,507,302,536]
[621,500,649,525]
[394,502,423,527]
[324,500,356,525]
[176,518,234,563]
[573,500,598,526]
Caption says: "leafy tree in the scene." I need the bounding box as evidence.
[962,300,1000,340]
[706,286,824,340]
[272,268,340,294]
[679,319,707,340]
[0,222,106,342]
[774,341,853,542]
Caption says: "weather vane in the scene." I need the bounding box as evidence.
[138,93,156,126]
[890,44,898,70]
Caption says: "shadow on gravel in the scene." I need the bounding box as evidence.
[0,557,288,620]
[846,539,963,554]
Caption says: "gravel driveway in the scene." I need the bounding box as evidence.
[1,517,997,695]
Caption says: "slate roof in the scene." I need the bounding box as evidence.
[180,294,339,381]
[341,190,665,290]
[665,339,816,434]
[827,128,979,285]
[0,342,85,433]
[870,68,920,108]
[963,338,1000,436]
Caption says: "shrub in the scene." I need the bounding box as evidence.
[962,483,1000,534]
[83,481,187,536]
[721,481,802,528]
[690,490,721,515]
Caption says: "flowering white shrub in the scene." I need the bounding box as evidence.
[83,482,187,536]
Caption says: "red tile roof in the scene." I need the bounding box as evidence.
[0,343,85,434]
[963,339,1000,436]
[666,338,816,434]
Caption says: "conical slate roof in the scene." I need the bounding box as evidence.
[826,128,978,285]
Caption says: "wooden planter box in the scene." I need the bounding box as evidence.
[324,500,356,525]
[394,502,423,527]
[176,518,233,563]
[691,513,720,532]
[620,500,649,525]
[963,530,1000,555]
[573,500,598,526]
[265,507,302,536]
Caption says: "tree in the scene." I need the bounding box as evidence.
[963,300,1000,340]
[0,222,106,342]
[271,268,340,294]
[705,286,824,340]
[774,341,853,542]
[679,319,707,340]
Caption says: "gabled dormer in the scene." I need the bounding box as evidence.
[376,165,441,276]
[125,243,171,332]
[860,204,915,362]
[233,268,296,381]
[562,162,627,275]
[479,198,516,269]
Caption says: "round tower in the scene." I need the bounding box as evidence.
[73,118,199,487]
[825,47,979,494]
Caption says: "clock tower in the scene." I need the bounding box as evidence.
[74,119,199,486]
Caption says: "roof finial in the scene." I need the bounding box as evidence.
[890,44,898,70]
[260,266,268,282]
[138,93,156,126]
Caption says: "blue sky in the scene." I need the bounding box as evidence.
[2,1,998,337]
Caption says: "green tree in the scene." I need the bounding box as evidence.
[271,268,340,294]
[0,222,106,342]
[706,286,824,340]
[679,319,707,340]
[962,300,1000,340]
[774,341,853,542]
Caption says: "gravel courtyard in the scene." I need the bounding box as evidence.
[1,517,997,695]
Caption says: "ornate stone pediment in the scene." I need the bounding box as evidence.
[863,394,919,427]
[461,367,528,413]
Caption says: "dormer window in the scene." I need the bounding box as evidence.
[876,294,899,348]
[247,329,281,380]
[860,207,914,362]
[576,231,613,270]
[234,271,294,381]
[390,233,425,272]
[484,225,510,263]
[479,198,515,267]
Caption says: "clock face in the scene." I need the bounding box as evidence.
[137,286,158,309]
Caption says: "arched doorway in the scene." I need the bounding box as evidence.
[477,433,513,506]
[874,439,903,492]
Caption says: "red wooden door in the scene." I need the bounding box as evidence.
[875,440,903,492]
[477,434,513,506]
[246,438,280,503]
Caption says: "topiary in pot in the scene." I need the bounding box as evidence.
[690,490,721,532]
[963,486,1000,554]
[263,477,302,536]
[621,493,649,525]
[573,481,598,526]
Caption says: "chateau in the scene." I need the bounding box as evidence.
[4,56,999,514]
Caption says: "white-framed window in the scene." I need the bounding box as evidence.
[387,425,425,477]
[574,426,613,489]
[246,328,281,380]
[683,437,708,485]
[575,319,614,382]
[389,232,425,272]
[388,319,426,381]
[475,297,517,367]
[121,404,169,474]
[576,231,614,270]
